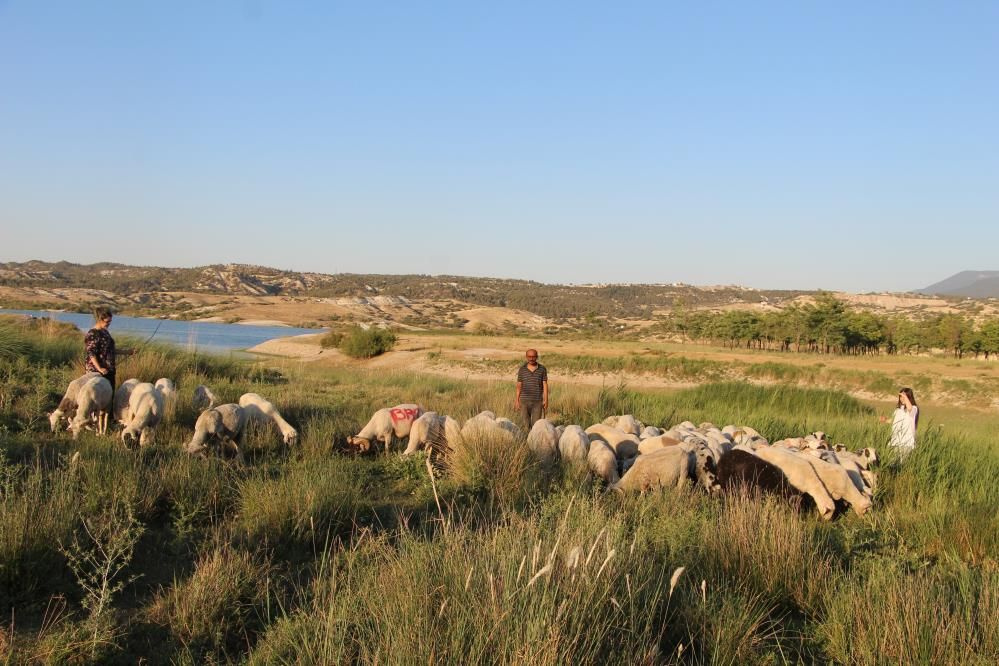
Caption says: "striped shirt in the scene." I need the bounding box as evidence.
[516,363,548,402]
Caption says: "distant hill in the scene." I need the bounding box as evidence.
[920,271,999,298]
[0,260,806,320]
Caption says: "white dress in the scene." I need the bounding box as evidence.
[889,405,918,453]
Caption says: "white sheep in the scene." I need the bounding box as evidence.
[402,411,444,455]
[587,439,620,485]
[799,450,872,515]
[585,424,640,459]
[637,434,683,456]
[68,375,113,440]
[602,414,642,436]
[460,413,517,445]
[752,445,837,520]
[443,415,463,450]
[120,382,164,447]
[495,417,522,438]
[154,378,177,402]
[348,404,424,453]
[49,372,102,432]
[526,419,559,463]
[639,426,663,440]
[609,448,695,493]
[185,404,247,462]
[558,425,590,461]
[238,392,298,445]
[193,384,218,410]
[113,378,141,425]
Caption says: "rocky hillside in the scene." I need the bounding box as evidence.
[0,260,809,320]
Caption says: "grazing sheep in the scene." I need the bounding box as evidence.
[495,417,522,438]
[799,451,872,515]
[615,415,642,437]
[67,375,113,439]
[120,382,164,447]
[402,411,444,455]
[526,419,559,463]
[637,434,683,456]
[717,449,809,509]
[443,415,463,450]
[461,413,517,445]
[114,378,141,425]
[348,404,424,453]
[639,426,663,440]
[587,439,620,485]
[154,378,177,402]
[558,425,590,461]
[238,392,299,445]
[185,404,247,462]
[193,384,218,411]
[610,448,695,493]
[585,424,640,459]
[49,372,102,432]
[751,445,837,520]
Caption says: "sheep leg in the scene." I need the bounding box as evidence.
[223,437,246,464]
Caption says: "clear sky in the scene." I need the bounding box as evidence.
[1,1,997,292]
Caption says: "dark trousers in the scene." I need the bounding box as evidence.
[520,400,544,429]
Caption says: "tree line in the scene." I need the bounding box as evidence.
[658,294,999,359]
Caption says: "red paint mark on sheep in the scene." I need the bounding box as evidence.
[390,408,419,423]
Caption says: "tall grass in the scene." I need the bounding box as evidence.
[1,339,996,663]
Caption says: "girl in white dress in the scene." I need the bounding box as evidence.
[889,387,919,456]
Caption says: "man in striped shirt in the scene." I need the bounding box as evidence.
[514,348,549,429]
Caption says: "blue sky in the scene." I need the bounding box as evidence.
[1,1,997,292]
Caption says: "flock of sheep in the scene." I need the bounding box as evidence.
[350,406,879,519]
[48,372,296,462]
[48,374,878,519]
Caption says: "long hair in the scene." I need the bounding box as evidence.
[93,305,113,323]
[897,387,918,428]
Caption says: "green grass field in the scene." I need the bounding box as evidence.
[1,318,996,664]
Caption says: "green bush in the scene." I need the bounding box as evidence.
[319,330,344,349]
[338,326,397,359]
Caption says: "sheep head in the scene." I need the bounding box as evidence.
[345,435,374,455]
[283,428,299,446]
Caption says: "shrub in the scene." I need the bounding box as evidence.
[338,326,396,359]
[318,330,343,349]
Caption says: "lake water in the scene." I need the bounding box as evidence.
[0,309,324,354]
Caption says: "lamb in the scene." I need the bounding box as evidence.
[120,382,164,447]
[49,372,102,432]
[585,424,640,459]
[238,392,299,445]
[558,425,590,461]
[347,404,424,453]
[68,375,113,439]
[114,378,141,425]
[402,411,444,455]
[751,445,837,520]
[193,384,218,410]
[587,439,620,485]
[185,404,247,462]
[526,419,559,463]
